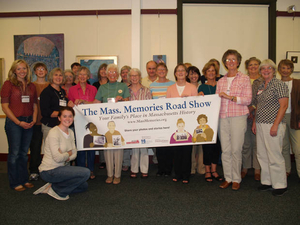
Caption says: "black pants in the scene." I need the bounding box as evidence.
[156,147,174,174]
[203,137,221,166]
[29,125,43,174]
[173,145,192,180]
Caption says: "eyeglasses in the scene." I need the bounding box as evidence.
[261,66,273,71]
[226,59,236,63]
[157,68,166,71]
[36,68,46,71]
[108,71,117,75]
[176,69,186,73]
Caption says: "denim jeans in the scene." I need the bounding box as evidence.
[76,150,95,172]
[40,166,90,197]
[5,116,33,189]
[29,125,43,174]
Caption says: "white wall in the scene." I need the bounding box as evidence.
[183,4,268,75]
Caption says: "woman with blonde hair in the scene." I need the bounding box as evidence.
[1,59,37,191]
[241,57,262,181]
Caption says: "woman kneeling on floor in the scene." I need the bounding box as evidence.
[33,107,90,200]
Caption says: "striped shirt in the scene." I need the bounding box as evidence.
[149,80,175,99]
[215,71,252,118]
[129,85,152,101]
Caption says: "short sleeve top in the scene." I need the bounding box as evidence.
[95,82,130,103]
[255,77,289,124]
[1,80,37,117]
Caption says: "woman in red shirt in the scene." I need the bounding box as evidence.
[1,59,37,191]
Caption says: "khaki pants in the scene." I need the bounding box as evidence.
[256,123,287,189]
[219,116,247,183]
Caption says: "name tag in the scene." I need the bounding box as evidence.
[257,90,263,95]
[59,99,67,107]
[22,95,30,103]
[107,98,116,103]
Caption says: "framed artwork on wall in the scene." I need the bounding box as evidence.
[153,55,167,64]
[14,33,64,81]
[76,55,118,84]
[286,51,300,72]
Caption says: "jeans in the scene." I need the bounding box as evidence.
[5,116,33,189]
[40,166,90,197]
[76,150,95,172]
[29,125,43,174]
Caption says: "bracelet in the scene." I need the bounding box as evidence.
[231,96,234,101]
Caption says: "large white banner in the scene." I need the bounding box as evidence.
[74,95,221,151]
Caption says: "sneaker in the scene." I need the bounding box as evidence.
[33,183,51,195]
[272,188,287,196]
[258,185,273,191]
[29,173,39,181]
[47,187,69,200]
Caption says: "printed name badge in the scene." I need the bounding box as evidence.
[257,90,263,95]
[107,98,116,103]
[59,99,67,107]
[22,95,30,103]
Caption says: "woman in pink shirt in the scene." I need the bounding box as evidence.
[166,64,198,184]
[216,49,252,191]
[68,66,98,179]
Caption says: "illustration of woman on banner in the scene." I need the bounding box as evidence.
[83,122,105,148]
[193,114,214,143]
[170,118,192,144]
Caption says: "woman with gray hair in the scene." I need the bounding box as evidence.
[94,64,130,184]
[252,59,289,196]
[128,68,152,178]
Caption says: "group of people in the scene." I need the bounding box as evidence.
[1,49,299,200]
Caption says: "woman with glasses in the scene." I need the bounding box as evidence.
[216,49,252,191]
[166,63,198,184]
[252,59,289,196]
[94,64,130,184]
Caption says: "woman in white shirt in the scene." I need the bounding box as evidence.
[33,107,90,200]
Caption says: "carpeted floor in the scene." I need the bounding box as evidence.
[0,161,299,225]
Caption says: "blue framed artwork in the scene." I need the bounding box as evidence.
[153,55,167,64]
[76,55,118,84]
[14,34,64,81]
